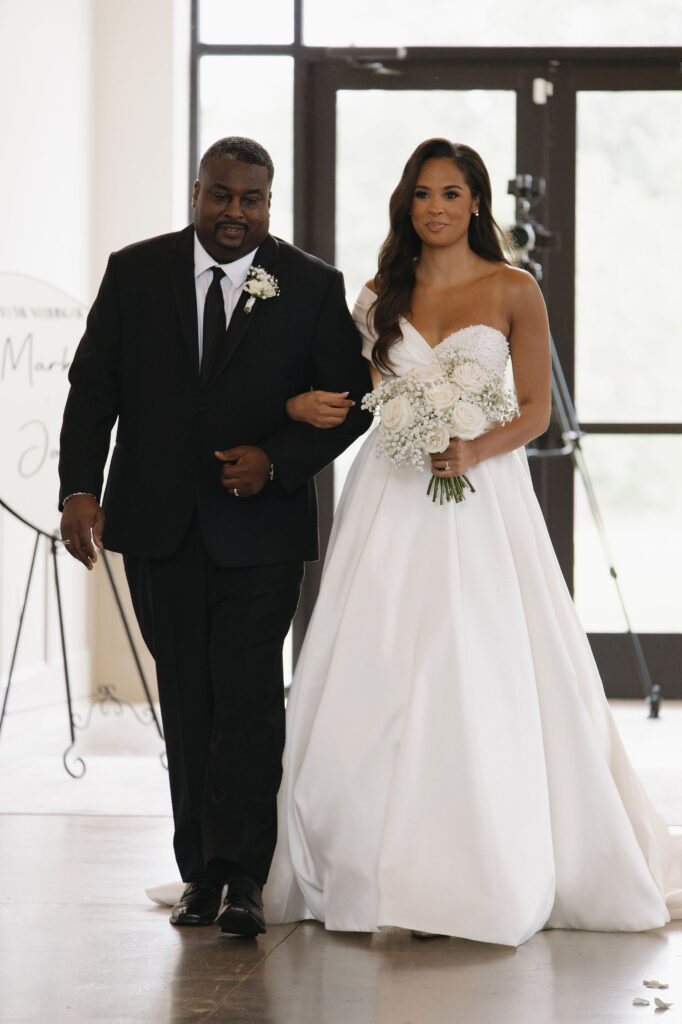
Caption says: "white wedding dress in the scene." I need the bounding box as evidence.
[261,285,682,946]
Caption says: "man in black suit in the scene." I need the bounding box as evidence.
[58,137,371,936]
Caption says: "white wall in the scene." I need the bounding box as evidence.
[0,0,190,723]
[0,0,93,717]
[0,1,93,298]
[90,0,190,286]
[89,0,189,704]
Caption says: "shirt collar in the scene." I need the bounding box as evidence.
[194,233,258,288]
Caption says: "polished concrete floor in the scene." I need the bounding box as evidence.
[1,699,682,1023]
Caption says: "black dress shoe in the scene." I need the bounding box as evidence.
[169,880,220,926]
[216,877,266,937]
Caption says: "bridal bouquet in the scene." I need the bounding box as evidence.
[361,337,519,503]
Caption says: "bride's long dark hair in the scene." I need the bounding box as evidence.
[371,139,509,372]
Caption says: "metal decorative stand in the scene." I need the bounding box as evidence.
[0,499,165,775]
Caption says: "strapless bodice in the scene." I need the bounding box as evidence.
[351,284,510,380]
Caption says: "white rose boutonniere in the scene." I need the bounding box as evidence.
[243,265,280,313]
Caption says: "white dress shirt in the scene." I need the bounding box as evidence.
[194,234,258,363]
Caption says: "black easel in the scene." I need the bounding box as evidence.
[0,498,165,776]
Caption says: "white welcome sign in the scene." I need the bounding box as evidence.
[0,273,87,537]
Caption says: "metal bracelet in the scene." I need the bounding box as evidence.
[62,491,97,505]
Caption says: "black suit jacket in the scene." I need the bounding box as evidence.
[58,227,372,565]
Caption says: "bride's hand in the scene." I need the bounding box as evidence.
[430,438,479,477]
[285,390,355,428]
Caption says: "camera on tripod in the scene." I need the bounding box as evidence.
[507,174,559,283]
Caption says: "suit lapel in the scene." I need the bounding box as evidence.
[169,225,200,375]
[209,235,280,386]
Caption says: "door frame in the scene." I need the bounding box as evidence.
[290,48,682,696]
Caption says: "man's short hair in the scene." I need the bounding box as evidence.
[199,137,275,182]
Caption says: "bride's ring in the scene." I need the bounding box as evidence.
[233,487,239,497]
[444,462,451,472]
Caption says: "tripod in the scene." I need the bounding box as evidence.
[508,173,660,717]
[526,336,660,718]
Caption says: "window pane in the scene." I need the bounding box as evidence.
[575,92,682,422]
[305,0,682,46]
[199,0,293,44]
[333,88,516,504]
[573,435,682,633]
[198,57,293,242]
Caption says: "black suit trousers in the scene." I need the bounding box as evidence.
[124,515,303,887]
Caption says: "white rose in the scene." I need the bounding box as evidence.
[381,394,414,431]
[246,280,276,298]
[450,401,487,439]
[244,268,280,300]
[424,423,451,453]
[406,363,442,383]
[452,362,487,392]
[427,382,461,411]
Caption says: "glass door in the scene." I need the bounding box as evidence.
[291,59,527,654]
[295,54,682,697]
[571,83,682,692]
[333,83,518,501]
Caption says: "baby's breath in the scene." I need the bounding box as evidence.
[361,343,519,504]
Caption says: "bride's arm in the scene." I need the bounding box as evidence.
[285,390,355,428]
[287,277,382,429]
[287,275,379,428]
[361,280,382,389]
[285,356,379,428]
[432,269,551,477]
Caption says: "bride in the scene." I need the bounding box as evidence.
[262,138,682,945]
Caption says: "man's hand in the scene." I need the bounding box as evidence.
[214,446,271,497]
[60,495,105,571]
[285,390,355,428]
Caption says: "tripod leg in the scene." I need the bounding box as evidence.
[572,443,657,711]
[51,538,85,778]
[100,550,164,740]
[533,333,658,714]
[0,532,41,739]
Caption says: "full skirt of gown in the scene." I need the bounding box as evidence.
[262,308,682,947]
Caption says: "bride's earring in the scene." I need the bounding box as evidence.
[473,208,480,217]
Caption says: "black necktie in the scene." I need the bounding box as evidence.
[201,266,226,384]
